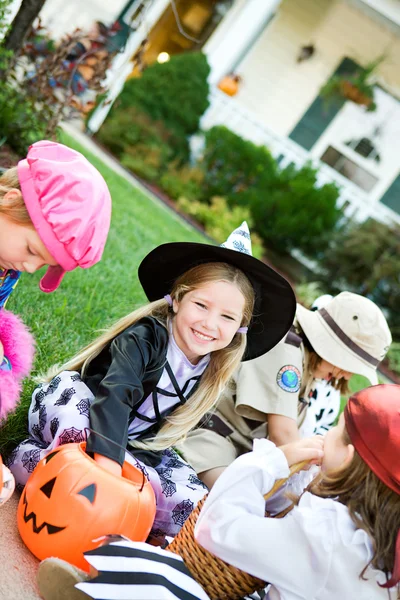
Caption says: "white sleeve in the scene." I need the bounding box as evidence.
[195,439,330,597]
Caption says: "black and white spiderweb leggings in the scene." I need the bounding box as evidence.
[6,371,208,538]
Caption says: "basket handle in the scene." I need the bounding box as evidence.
[263,460,308,501]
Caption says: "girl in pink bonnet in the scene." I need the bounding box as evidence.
[0,140,112,502]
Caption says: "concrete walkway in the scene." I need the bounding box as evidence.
[0,493,41,599]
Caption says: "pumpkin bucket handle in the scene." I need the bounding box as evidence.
[83,428,147,491]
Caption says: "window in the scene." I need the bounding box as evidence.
[320,146,378,192]
[345,136,381,162]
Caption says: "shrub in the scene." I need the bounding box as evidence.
[202,126,278,201]
[387,343,400,376]
[1,21,116,156]
[0,84,46,156]
[202,126,342,256]
[107,51,210,161]
[159,162,205,201]
[295,281,327,308]
[97,106,177,181]
[177,195,264,259]
[116,52,210,137]
[250,163,341,256]
[319,219,400,339]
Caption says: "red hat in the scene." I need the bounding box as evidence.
[344,384,400,588]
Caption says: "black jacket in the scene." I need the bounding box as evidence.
[84,317,171,465]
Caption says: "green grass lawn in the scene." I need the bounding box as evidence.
[0,132,207,456]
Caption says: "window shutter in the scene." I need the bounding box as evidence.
[380,173,400,215]
[289,57,360,150]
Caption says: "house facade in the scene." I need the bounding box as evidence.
[33,0,400,225]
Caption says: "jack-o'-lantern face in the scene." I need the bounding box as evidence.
[17,443,156,570]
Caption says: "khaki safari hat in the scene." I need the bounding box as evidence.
[296,292,392,385]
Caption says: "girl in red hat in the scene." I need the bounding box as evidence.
[195,383,400,598]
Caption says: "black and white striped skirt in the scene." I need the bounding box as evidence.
[75,540,211,600]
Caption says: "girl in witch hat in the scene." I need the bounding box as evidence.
[8,222,296,539]
[195,384,400,598]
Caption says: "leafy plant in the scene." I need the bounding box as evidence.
[177,195,264,259]
[202,126,278,201]
[201,127,341,256]
[159,162,205,202]
[1,20,117,155]
[387,343,400,376]
[109,51,210,161]
[319,219,400,339]
[320,56,384,112]
[250,162,341,256]
[97,106,179,181]
[295,281,327,308]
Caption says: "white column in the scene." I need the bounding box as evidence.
[204,0,282,85]
[87,0,170,133]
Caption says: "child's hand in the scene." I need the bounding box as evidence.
[279,436,324,467]
[94,453,122,477]
[0,462,15,505]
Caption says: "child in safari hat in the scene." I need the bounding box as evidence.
[180,292,392,489]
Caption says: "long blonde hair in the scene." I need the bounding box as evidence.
[43,262,255,451]
[0,167,31,225]
[306,428,400,587]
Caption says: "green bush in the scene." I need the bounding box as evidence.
[159,162,205,201]
[387,343,400,375]
[295,281,327,308]
[0,84,47,156]
[117,52,210,137]
[201,126,341,256]
[177,195,264,259]
[319,219,400,340]
[251,163,341,256]
[97,106,177,181]
[106,52,210,161]
[202,126,278,201]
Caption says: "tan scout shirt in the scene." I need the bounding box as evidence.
[181,320,311,474]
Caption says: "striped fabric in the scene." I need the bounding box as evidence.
[75,541,211,600]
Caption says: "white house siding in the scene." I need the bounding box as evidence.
[39,0,126,39]
[234,0,400,137]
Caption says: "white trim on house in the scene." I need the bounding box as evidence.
[347,0,400,30]
[87,0,170,133]
[203,0,282,84]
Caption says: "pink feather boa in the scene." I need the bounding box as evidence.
[0,309,35,420]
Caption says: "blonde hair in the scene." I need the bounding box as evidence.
[0,167,32,225]
[305,427,400,587]
[43,262,255,451]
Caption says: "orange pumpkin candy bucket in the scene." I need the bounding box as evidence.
[17,442,156,570]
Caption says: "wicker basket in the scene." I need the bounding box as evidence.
[168,461,307,600]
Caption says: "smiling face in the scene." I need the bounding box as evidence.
[0,211,57,273]
[172,280,246,364]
